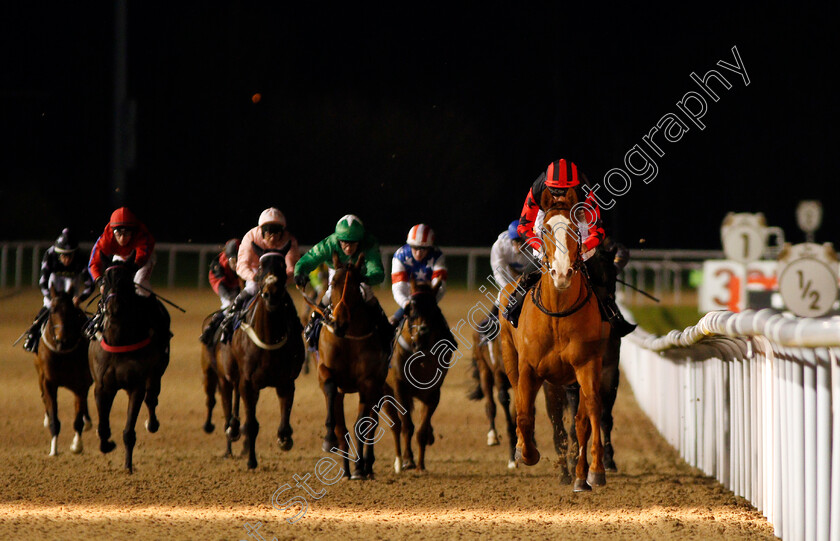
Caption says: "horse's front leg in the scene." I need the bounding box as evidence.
[416,390,440,471]
[333,393,351,478]
[70,387,90,454]
[579,368,605,488]
[240,378,260,469]
[394,383,415,471]
[40,375,60,456]
[123,384,146,474]
[94,383,117,455]
[276,383,295,451]
[513,365,541,466]
[321,374,339,453]
[497,376,517,469]
[201,351,218,434]
[600,360,620,472]
[480,359,498,446]
[355,390,380,480]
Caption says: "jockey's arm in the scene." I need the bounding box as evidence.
[132,227,155,269]
[577,191,606,255]
[391,254,411,307]
[38,250,53,298]
[431,253,447,301]
[293,237,333,280]
[517,188,542,252]
[77,268,94,302]
[361,236,385,286]
[87,236,106,283]
[235,230,261,283]
[284,237,301,284]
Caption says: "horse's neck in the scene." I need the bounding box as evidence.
[250,294,289,339]
[104,297,147,344]
[539,272,586,312]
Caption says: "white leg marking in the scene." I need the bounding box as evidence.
[70,432,83,454]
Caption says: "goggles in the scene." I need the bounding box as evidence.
[113,226,135,235]
[261,223,285,235]
[547,187,569,197]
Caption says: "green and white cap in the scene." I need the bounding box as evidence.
[335,214,365,242]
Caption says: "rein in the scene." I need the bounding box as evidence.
[238,282,291,350]
[322,323,374,341]
[530,276,592,318]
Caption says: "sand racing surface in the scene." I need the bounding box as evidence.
[0,288,776,540]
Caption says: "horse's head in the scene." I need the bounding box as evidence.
[256,252,288,311]
[329,251,365,337]
[47,285,85,350]
[542,209,581,290]
[102,259,139,326]
[403,280,443,350]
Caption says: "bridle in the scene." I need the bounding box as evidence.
[532,212,592,318]
[41,304,84,354]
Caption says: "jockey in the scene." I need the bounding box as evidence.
[88,207,155,295]
[506,159,635,337]
[86,207,169,340]
[218,208,301,343]
[389,224,447,326]
[199,239,241,345]
[22,228,94,353]
[293,214,393,354]
[466,219,534,399]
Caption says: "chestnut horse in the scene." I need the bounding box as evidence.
[472,328,517,469]
[318,252,388,480]
[499,207,608,491]
[214,251,305,469]
[88,262,170,473]
[35,286,92,456]
[383,281,452,472]
[543,329,621,484]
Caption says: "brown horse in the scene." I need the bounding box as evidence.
[499,207,609,491]
[543,329,620,484]
[214,251,305,469]
[35,286,92,456]
[88,262,170,473]
[318,252,388,480]
[383,281,452,472]
[472,328,518,469]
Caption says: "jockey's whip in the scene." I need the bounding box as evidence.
[12,330,28,347]
[296,285,329,319]
[135,284,187,313]
[616,278,660,303]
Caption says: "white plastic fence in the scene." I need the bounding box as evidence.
[622,309,840,541]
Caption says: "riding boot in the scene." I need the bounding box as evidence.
[219,292,251,344]
[595,286,636,338]
[199,310,226,346]
[304,311,323,349]
[502,270,541,327]
[23,307,50,353]
[367,298,395,356]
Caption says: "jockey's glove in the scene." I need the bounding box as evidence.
[294,274,309,288]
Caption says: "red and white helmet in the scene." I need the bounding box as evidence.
[258,208,286,227]
[407,224,435,248]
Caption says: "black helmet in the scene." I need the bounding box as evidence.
[224,238,240,261]
[55,228,78,253]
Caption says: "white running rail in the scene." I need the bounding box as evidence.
[622,309,840,541]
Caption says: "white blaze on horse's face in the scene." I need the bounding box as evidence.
[544,214,574,290]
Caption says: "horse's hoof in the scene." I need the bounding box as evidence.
[126,465,134,475]
[350,470,365,480]
[247,458,258,470]
[100,440,116,454]
[573,479,592,492]
[394,457,401,473]
[559,473,573,485]
[605,463,618,473]
[145,418,159,433]
[203,422,215,434]
[322,438,337,453]
[278,436,293,451]
[587,471,606,487]
[70,434,83,454]
[487,429,500,446]
[402,458,416,471]
[226,426,241,442]
[507,460,517,469]
[515,446,540,466]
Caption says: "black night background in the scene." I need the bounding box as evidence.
[3,3,837,250]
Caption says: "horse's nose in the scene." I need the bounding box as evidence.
[566,268,573,279]
[549,268,557,279]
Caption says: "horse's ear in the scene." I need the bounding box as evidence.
[252,241,265,258]
[277,240,292,257]
[332,251,341,269]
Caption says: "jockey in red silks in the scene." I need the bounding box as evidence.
[218,208,302,343]
[199,239,242,346]
[86,207,170,340]
[505,159,635,337]
[88,207,156,295]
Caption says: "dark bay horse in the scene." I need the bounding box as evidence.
[88,262,170,473]
[499,207,609,492]
[35,286,92,456]
[214,251,305,469]
[472,328,517,469]
[318,252,388,480]
[383,281,452,472]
